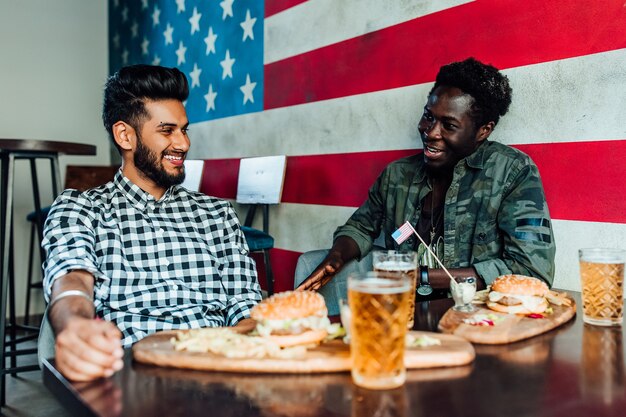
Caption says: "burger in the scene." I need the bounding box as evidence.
[486,274,549,314]
[251,291,331,347]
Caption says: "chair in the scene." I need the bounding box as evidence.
[37,308,54,369]
[236,156,287,296]
[23,165,119,324]
[293,249,375,316]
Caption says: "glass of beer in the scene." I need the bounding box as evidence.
[348,271,411,390]
[579,248,625,326]
[372,250,418,328]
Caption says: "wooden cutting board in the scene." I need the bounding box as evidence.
[438,294,576,344]
[132,330,474,373]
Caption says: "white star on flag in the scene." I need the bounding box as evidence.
[240,10,256,41]
[141,37,150,55]
[204,27,217,55]
[163,24,174,45]
[220,0,234,20]
[113,0,119,8]
[122,6,128,22]
[240,74,257,104]
[131,21,139,38]
[109,0,263,122]
[220,49,235,79]
[189,7,202,35]
[176,41,187,65]
[204,84,217,111]
[175,0,186,14]
[189,63,202,88]
[152,5,161,27]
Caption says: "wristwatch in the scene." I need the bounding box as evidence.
[417,265,433,296]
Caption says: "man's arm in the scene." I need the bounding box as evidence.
[296,236,361,291]
[49,270,123,381]
[427,267,487,291]
[473,163,556,286]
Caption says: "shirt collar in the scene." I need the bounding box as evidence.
[465,140,490,169]
[113,170,176,209]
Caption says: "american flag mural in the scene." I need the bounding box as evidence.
[109,0,626,293]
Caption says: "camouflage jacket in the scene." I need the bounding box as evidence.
[334,140,555,286]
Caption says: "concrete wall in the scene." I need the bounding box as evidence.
[0,0,110,318]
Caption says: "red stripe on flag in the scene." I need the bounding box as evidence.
[282,149,414,206]
[264,0,626,109]
[518,140,626,224]
[268,248,302,293]
[200,140,626,224]
[265,0,308,18]
[199,158,240,199]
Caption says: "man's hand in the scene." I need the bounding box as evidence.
[233,317,257,334]
[55,317,123,382]
[295,251,344,291]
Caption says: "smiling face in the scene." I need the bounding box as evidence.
[418,86,493,176]
[116,99,190,198]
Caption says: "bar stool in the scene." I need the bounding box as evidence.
[0,139,96,406]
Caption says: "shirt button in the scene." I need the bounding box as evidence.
[161,259,170,266]
[172,284,179,290]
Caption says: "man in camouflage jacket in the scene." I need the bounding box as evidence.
[297,58,555,296]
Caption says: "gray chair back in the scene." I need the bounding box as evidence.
[37,309,55,368]
[293,249,375,316]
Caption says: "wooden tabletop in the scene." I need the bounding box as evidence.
[0,139,96,156]
[42,294,626,417]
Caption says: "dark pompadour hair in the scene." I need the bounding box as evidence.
[102,65,189,150]
[431,57,512,128]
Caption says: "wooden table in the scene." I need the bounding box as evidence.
[0,139,96,405]
[41,295,626,417]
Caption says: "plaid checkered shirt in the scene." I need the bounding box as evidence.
[42,171,262,347]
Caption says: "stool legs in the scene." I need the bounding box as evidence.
[24,222,36,326]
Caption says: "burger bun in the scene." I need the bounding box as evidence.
[265,329,329,348]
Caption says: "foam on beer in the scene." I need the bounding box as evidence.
[374,261,415,272]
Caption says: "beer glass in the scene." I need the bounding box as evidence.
[579,248,625,326]
[348,271,411,390]
[372,250,418,328]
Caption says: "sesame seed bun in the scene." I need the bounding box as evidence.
[251,291,328,321]
[491,275,549,297]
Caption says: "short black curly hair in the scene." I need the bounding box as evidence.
[102,65,189,153]
[430,57,512,128]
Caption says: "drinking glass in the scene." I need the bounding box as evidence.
[348,271,411,390]
[372,250,418,328]
[579,248,625,326]
[451,276,476,312]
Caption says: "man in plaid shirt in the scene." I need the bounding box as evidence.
[42,65,262,381]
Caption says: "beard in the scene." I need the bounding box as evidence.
[134,133,186,188]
